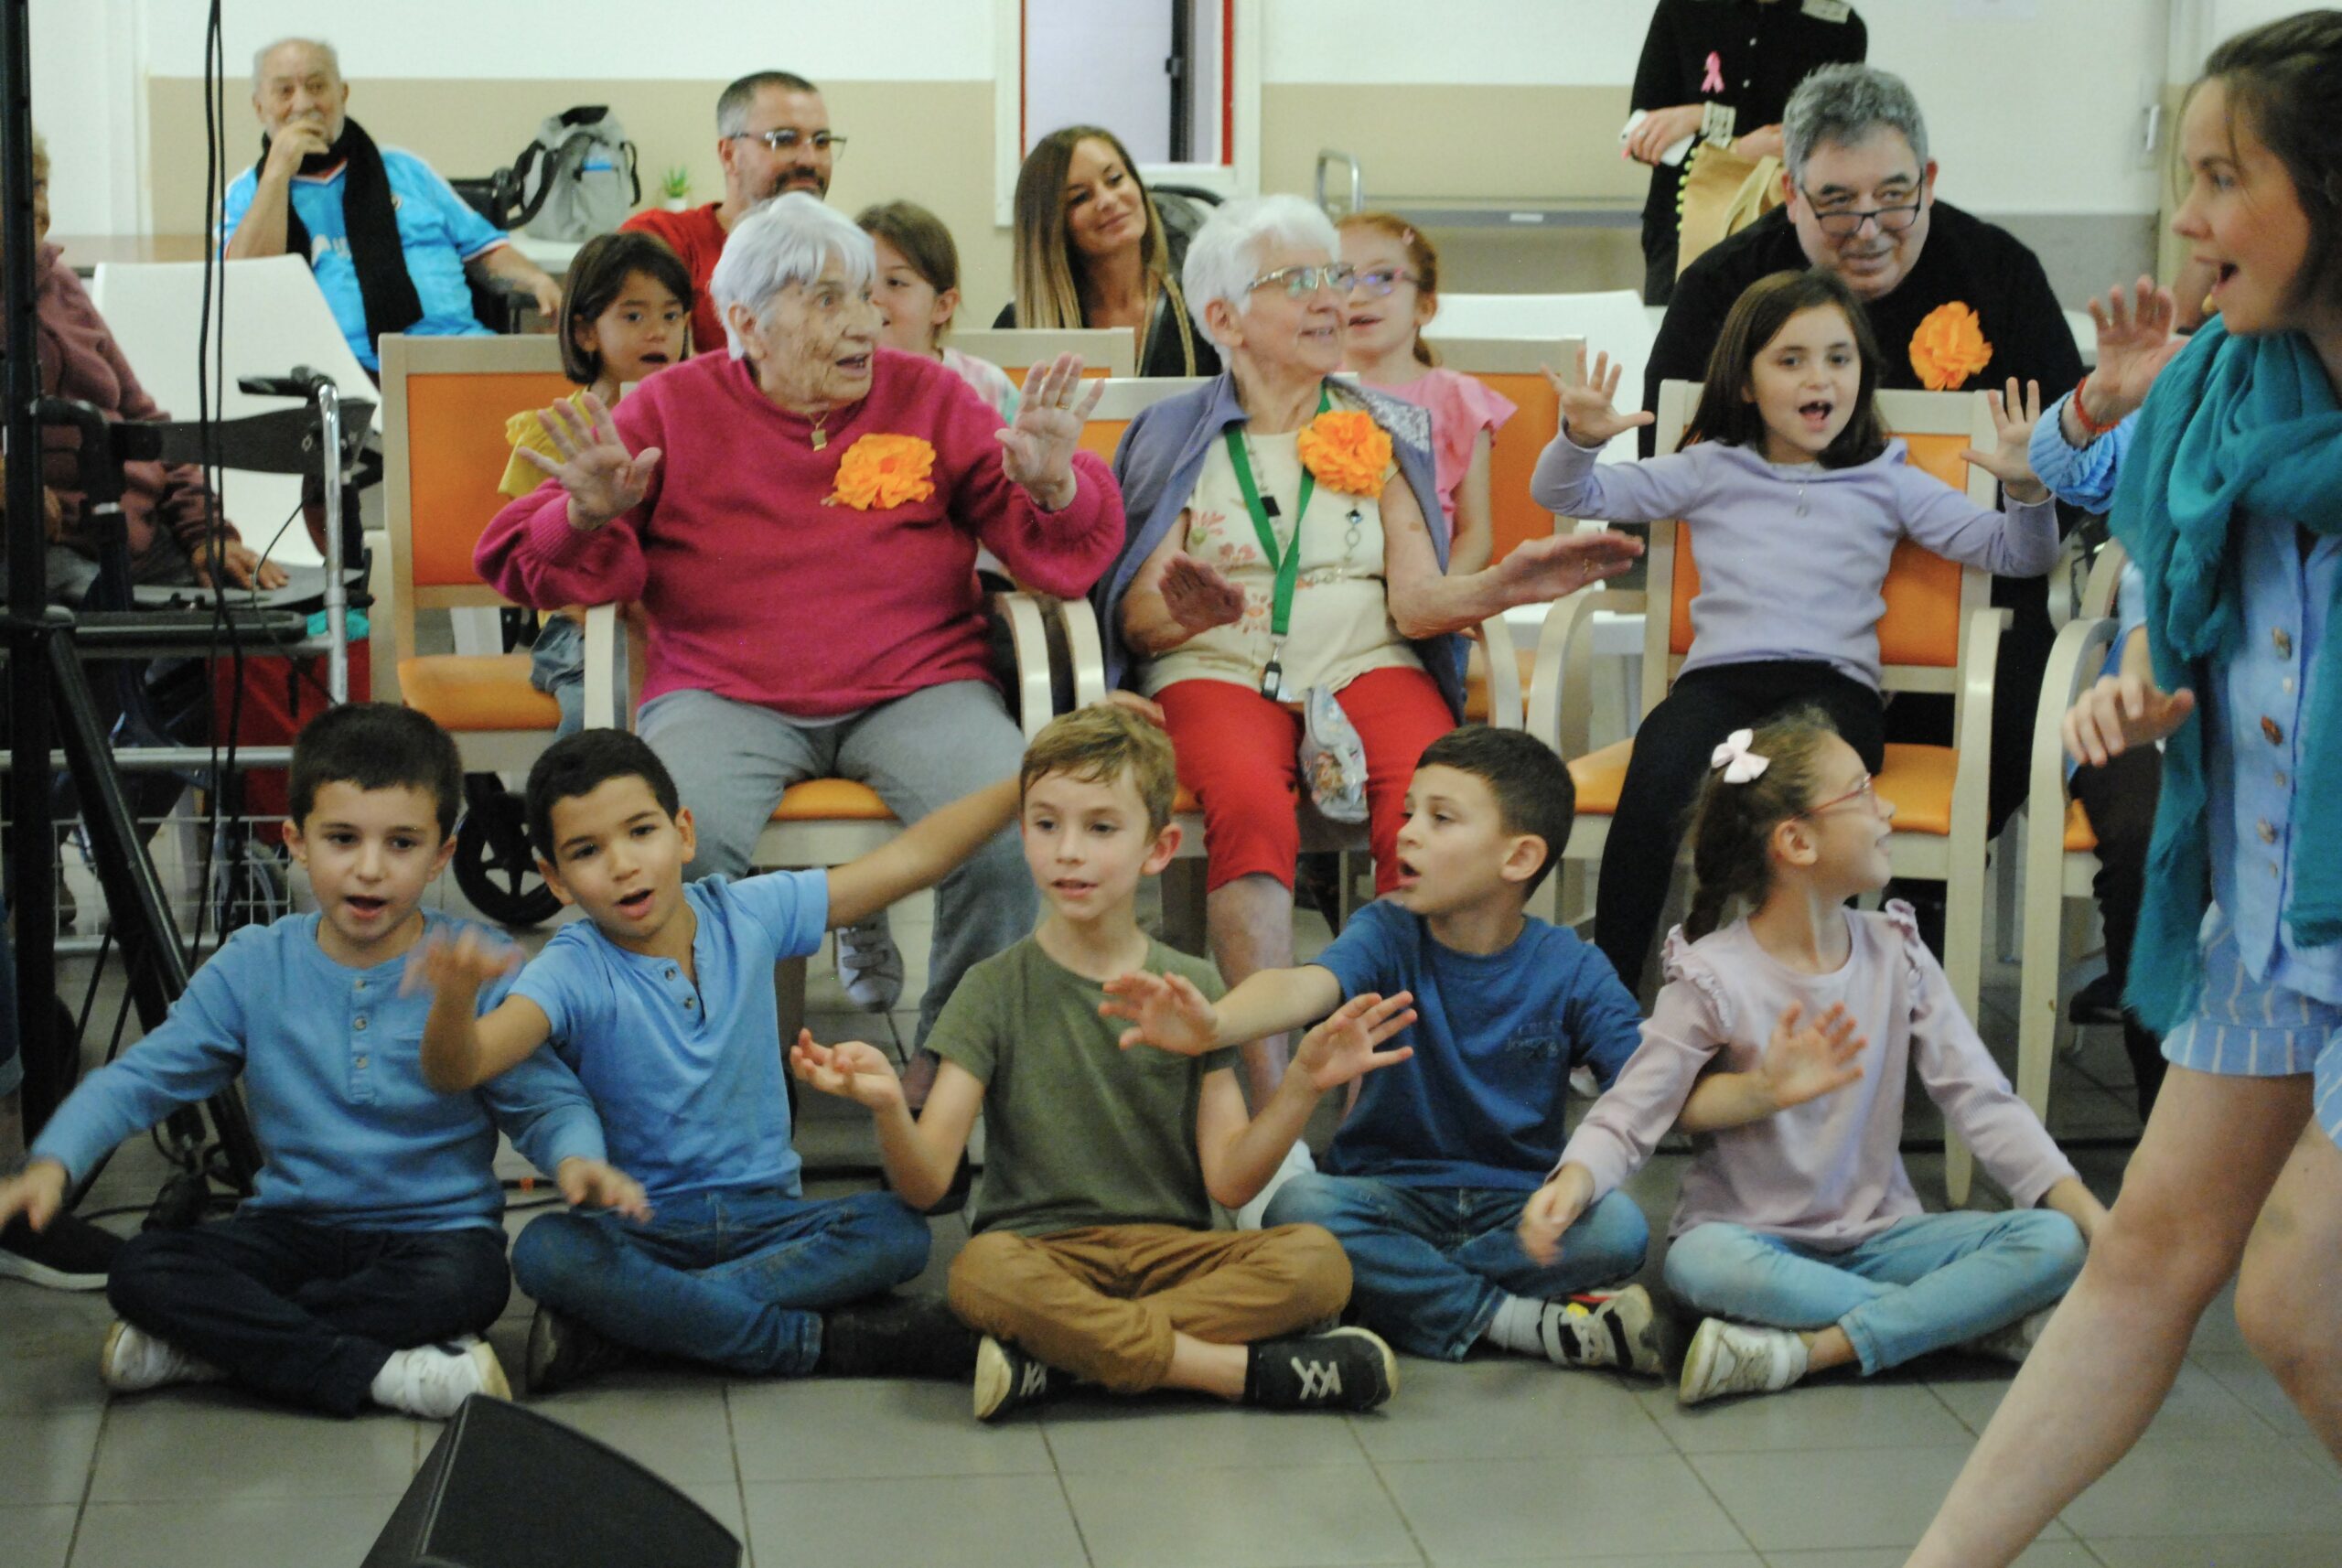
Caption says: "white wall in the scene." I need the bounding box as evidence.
[1026,0,1173,164]
[31,0,2197,238]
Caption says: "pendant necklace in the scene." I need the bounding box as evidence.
[808,411,832,451]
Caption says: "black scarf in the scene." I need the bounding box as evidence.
[257,117,423,350]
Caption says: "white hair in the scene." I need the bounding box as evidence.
[1181,194,1340,350]
[707,192,876,358]
[252,37,339,91]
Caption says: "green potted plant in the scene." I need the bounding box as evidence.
[661,166,693,212]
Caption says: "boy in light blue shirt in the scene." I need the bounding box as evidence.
[416,728,1026,1394]
[0,705,641,1417]
[1107,726,1663,1373]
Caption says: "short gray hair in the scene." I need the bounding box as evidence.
[707,192,876,358]
[1181,194,1340,350]
[715,70,820,136]
[1783,63,1930,184]
[252,37,339,91]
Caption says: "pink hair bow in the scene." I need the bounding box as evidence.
[1710,728,1769,784]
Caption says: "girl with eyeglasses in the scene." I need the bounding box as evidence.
[1533,267,2057,998]
[1337,213,1512,574]
[1520,706,2106,1407]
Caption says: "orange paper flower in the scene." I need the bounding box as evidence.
[826,434,937,510]
[1908,301,1994,392]
[1295,409,1393,497]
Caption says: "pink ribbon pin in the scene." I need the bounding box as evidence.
[1701,51,1725,94]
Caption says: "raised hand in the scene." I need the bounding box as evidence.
[1291,991,1418,1091]
[1755,1002,1868,1114]
[1159,553,1247,635]
[0,1160,68,1235]
[996,352,1106,510]
[401,927,521,1000]
[1961,378,2048,502]
[1487,526,1645,608]
[513,392,662,530]
[1518,1165,1595,1266]
[2084,277,2186,427]
[1546,347,1657,448]
[556,1157,653,1222]
[788,1030,908,1112]
[1100,970,1220,1056]
[2064,669,2197,768]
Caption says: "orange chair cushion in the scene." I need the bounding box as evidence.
[398,654,559,732]
[404,371,576,589]
[2065,798,2098,854]
[1006,362,1114,388]
[771,779,897,822]
[1568,740,1633,815]
[1480,370,1561,565]
[1080,417,1130,465]
[1463,640,1540,722]
[1874,743,1956,836]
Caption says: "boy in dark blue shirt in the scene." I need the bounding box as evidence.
[1105,725,1661,1374]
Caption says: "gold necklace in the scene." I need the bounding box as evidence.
[808,410,832,450]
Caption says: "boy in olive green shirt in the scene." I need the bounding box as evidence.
[793,703,1414,1421]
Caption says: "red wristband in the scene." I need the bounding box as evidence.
[2069,375,2118,438]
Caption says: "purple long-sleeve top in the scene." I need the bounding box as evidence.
[1555,905,2077,1249]
[1530,433,2059,692]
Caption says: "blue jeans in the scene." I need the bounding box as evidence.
[1661,1209,2088,1374]
[1262,1173,1650,1360]
[510,1187,929,1377]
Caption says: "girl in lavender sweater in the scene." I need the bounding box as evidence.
[1519,710,2108,1406]
[1532,268,2058,993]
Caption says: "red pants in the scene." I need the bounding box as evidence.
[1156,667,1456,895]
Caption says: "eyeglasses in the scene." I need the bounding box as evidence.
[1349,267,1420,297]
[731,129,845,156]
[1248,263,1357,299]
[1799,190,1924,238]
[1793,773,1878,820]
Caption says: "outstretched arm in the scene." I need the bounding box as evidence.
[788,1032,983,1209]
[406,929,553,1091]
[1197,992,1418,1209]
[1100,963,1347,1057]
[1675,1001,1867,1133]
[826,779,1021,929]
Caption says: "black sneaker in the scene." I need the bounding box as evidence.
[523,1303,628,1395]
[972,1335,1062,1422]
[0,1212,120,1292]
[1244,1326,1397,1412]
[818,1294,981,1380]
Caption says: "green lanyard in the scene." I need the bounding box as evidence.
[1223,386,1330,698]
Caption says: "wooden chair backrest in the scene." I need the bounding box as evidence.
[949,327,1137,384]
[1419,337,1583,564]
[1077,377,1212,465]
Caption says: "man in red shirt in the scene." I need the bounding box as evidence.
[622,70,840,358]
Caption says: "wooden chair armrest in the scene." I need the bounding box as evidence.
[989,591,1056,741]
[1528,586,1644,757]
[1478,612,1524,731]
[1055,596,1110,709]
[1951,607,2012,849]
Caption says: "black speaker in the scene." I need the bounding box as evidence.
[361,1396,741,1567]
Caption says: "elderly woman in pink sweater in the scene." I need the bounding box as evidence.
[477,192,1120,1069]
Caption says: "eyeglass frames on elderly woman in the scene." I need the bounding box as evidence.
[1248,263,1358,300]
[731,128,847,156]
[1798,190,1923,237]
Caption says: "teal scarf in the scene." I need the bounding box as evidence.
[2111,318,2342,1032]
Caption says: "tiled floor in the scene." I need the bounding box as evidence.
[6,878,2340,1565]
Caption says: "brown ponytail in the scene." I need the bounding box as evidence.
[1681,708,1842,940]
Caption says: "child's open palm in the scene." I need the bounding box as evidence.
[1100,971,1220,1056]
[1546,347,1655,448]
[789,1031,907,1112]
[515,392,662,529]
[1960,378,2049,503]
[1756,1002,1868,1113]
[1292,991,1418,1091]
[401,928,521,1000]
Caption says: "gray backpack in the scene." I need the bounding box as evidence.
[506,106,640,242]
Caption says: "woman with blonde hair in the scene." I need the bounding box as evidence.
[992,125,1217,378]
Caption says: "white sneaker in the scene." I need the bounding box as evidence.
[1235,1141,1316,1231]
[834,915,906,1012]
[371,1337,511,1419]
[1678,1318,1809,1406]
[99,1320,222,1392]
[1964,1306,2055,1365]
[1540,1285,1667,1377]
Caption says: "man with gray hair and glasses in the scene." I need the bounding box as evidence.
[1643,60,2083,850]
[622,70,843,358]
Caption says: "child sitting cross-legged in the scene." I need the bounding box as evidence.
[413,728,1027,1394]
[0,704,646,1418]
[1105,725,1663,1376]
[790,703,1411,1422]
[1520,709,2107,1406]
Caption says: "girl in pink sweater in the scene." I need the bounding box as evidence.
[1520,709,2108,1405]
